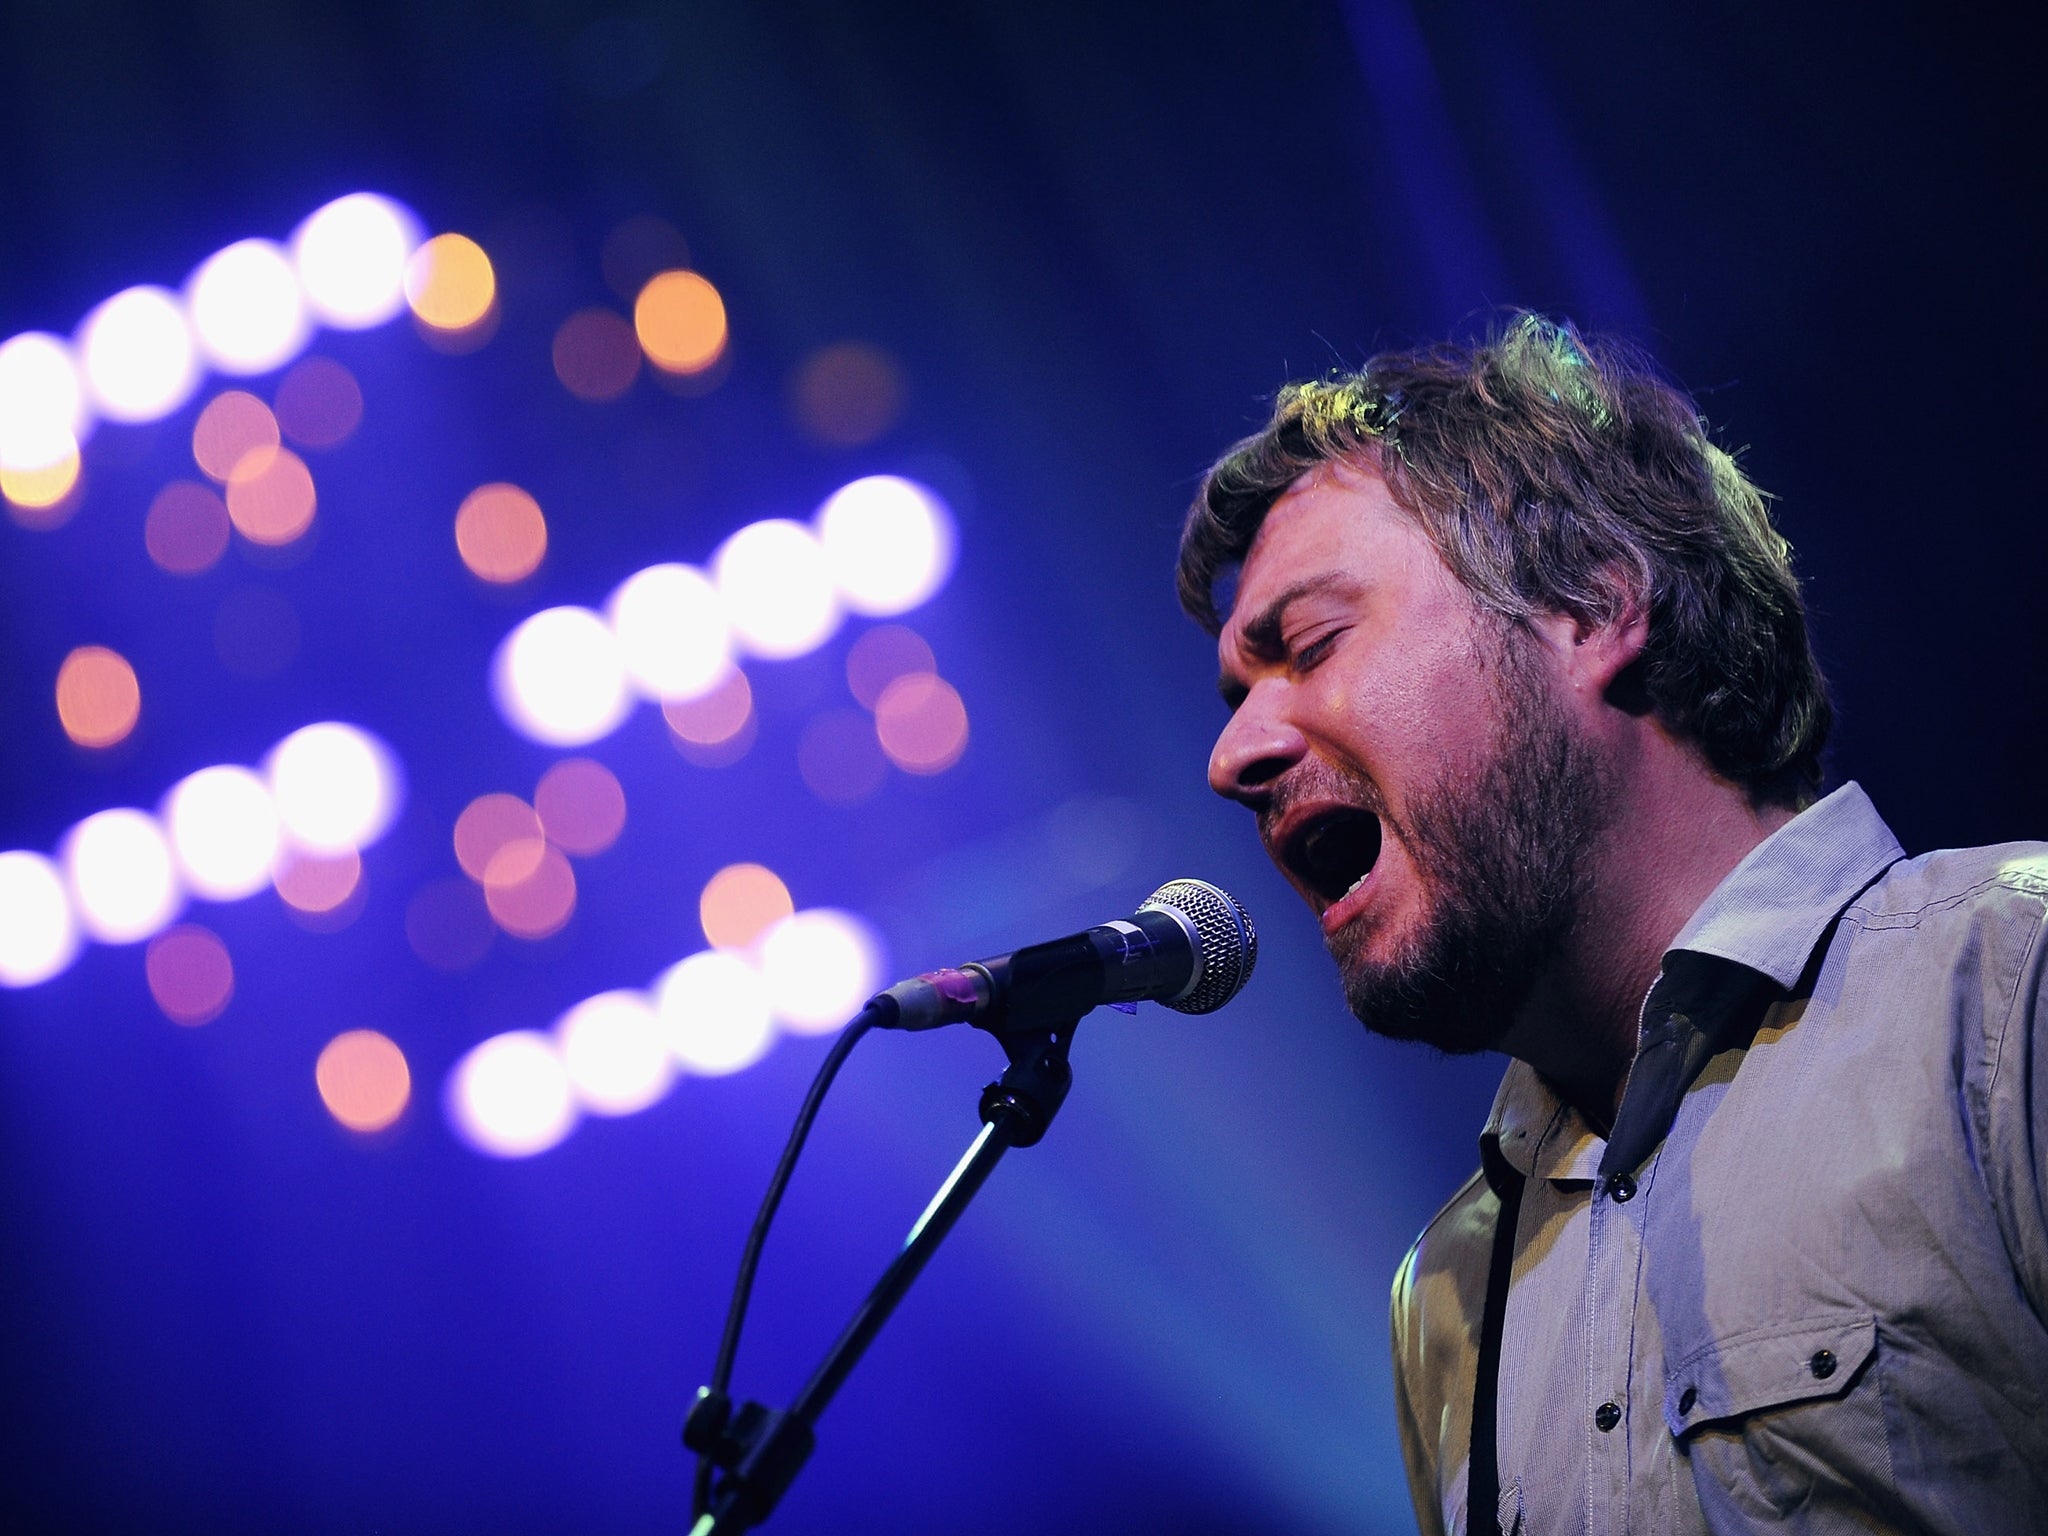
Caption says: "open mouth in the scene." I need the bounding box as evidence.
[1282,808,1383,906]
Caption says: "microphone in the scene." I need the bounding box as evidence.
[873,878,1257,1034]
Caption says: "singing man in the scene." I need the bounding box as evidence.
[1180,315,2048,1534]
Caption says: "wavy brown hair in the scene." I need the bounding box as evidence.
[1178,314,1831,808]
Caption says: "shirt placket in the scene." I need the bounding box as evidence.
[1583,1165,1648,1536]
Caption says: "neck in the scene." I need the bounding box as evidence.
[1500,739,1795,1135]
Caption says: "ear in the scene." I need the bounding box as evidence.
[1529,586,1650,705]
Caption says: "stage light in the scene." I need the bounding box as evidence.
[815,475,955,617]
[634,269,727,374]
[273,355,362,448]
[875,673,969,773]
[0,850,80,987]
[492,606,632,746]
[61,808,182,944]
[454,483,547,583]
[555,990,673,1115]
[185,238,310,375]
[655,950,775,1075]
[290,193,421,329]
[54,645,141,749]
[845,624,937,709]
[191,390,280,481]
[162,765,281,900]
[712,519,839,659]
[145,482,232,574]
[225,444,316,546]
[265,722,401,854]
[145,924,235,1025]
[698,862,792,950]
[533,758,626,856]
[273,848,362,916]
[76,285,199,423]
[0,332,87,456]
[404,233,496,332]
[482,841,576,940]
[446,1030,578,1157]
[552,308,640,401]
[316,1029,412,1133]
[453,793,543,882]
[606,562,731,699]
[759,910,882,1036]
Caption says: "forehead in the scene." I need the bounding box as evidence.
[1225,460,1444,628]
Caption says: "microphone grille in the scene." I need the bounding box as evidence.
[1140,878,1258,1014]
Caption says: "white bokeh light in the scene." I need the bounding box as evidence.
[446,1031,579,1158]
[185,238,311,375]
[162,765,282,900]
[265,722,401,854]
[554,990,675,1115]
[606,563,733,701]
[815,476,957,617]
[492,606,633,746]
[0,850,81,987]
[758,910,884,1036]
[290,193,422,330]
[655,950,776,1075]
[61,809,182,944]
[76,286,200,423]
[0,332,89,469]
[712,519,842,660]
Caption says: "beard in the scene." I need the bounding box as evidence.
[1326,629,1617,1054]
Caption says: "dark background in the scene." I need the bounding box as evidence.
[2,3,2041,1533]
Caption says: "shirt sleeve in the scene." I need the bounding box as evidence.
[1390,1244,1448,1536]
[1982,896,2048,1319]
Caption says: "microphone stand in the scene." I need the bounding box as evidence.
[682,1019,1081,1535]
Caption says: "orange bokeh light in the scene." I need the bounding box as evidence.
[55,645,141,748]
[453,793,544,882]
[145,481,232,574]
[789,342,905,447]
[1,440,82,516]
[275,848,361,914]
[698,862,792,950]
[483,841,577,939]
[316,1029,412,1133]
[534,758,626,856]
[874,673,969,774]
[553,308,641,401]
[226,445,316,545]
[634,270,727,375]
[846,624,937,710]
[145,924,235,1025]
[662,669,753,746]
[274,356,363,449]
[454,483,547,583]
[192,390,281,482]
[404,233,496,331]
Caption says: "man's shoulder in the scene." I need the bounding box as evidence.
[1847,837,2048,930]
[1392,1166,1493,1310]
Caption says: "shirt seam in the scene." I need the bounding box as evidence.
[1849,868,2048,927]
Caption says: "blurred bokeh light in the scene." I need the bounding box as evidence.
[0,331,87,469]
[0,851,80,987]
[54,645,141,749]
[697,861,792,949]
[184,239,310,376]
[76,285,199,423]
[757,909,882,1035]
[532,758,626,856]
[191,389,281,481]
[290,193,421,329]
[552,308,640,401]
[483,840,576,939]
[0,437,81,521]
[789,341,905,446]
[453,792,543,882]
[661,668,754,760]
[264,722,401,854]
[816,476,956,616]
[447,1030,578,1158]
[845,623,937,709]
[655,949,774,1075]
[316,1029,412,1133]
[272,355,362,448]
[61,808,182,943]
[144,482,232,574]
[493,606,632,745]
[162,765,281,901]
[606,562,731,699]
[454,482,547,583]
[273,848,362,920]
[874,672,969,773]
[712,518,840,659]
[554,990,673,1115]
[144,923,235,1025]
[403,233,496,332]
[633,269,726,375]
[224,443,316,546]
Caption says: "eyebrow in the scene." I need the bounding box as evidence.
[1215,572,1364,705]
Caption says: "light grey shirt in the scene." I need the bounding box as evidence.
[1390,783,2048,1534]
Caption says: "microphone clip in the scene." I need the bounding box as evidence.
[976,1019,1079,1149]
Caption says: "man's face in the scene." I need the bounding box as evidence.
[1208,462,1613,1052]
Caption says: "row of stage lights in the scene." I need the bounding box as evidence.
[0,191,957,1157]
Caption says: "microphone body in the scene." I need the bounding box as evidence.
[875,879,1256,1034]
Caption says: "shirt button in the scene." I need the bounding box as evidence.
[1608,1173,1637,1203]
[1594,1401,1621,1433]
[1677,1386,1698,1415]
[1810,1349,1837,1380]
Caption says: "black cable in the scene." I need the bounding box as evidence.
[692,998,888,1518]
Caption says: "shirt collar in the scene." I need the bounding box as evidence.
[1480,782,1907,1187]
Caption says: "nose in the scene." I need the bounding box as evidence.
[1208,678,1306,806]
